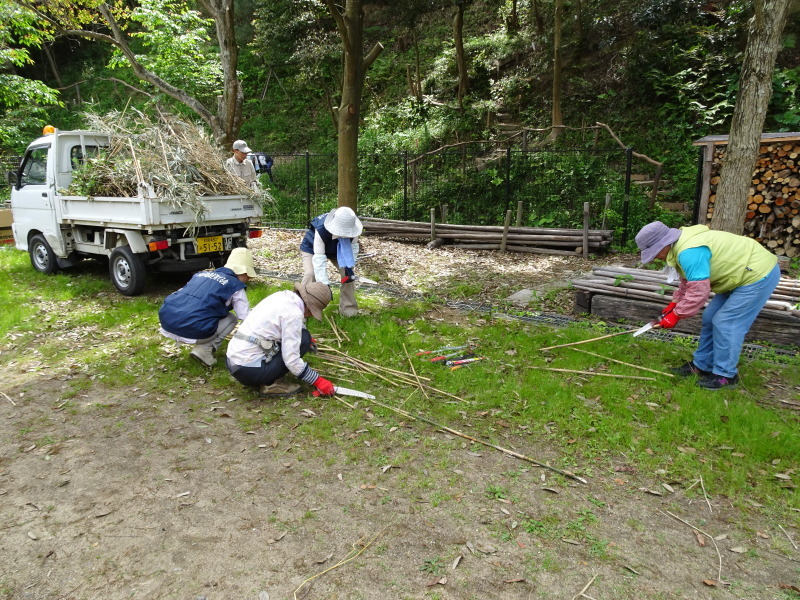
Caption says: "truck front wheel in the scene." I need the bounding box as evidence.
[109,246,146,296]
[29,234,60,275]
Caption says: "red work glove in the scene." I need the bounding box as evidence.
[313,375,335,396]
[341,267,355,284]
[658,311,681,329]
[661,302,677,316]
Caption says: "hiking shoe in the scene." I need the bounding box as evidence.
[190,345,216,368]
[697,373,739,390]
[259,381,300,397]
[670,361,711,378]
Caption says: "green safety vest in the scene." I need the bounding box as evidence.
[667,225,777,294]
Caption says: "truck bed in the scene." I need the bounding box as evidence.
[58,194,261,228]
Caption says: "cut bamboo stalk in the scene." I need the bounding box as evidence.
[568,348,674,377]
[528,366,656,381]
[539,329,640,351]
[360,396,588,484]
[402,342,429,399]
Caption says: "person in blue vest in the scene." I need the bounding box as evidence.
[300,206,363,317]
[158,248,257,367]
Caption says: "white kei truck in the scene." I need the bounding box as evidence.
[6,128,263,295]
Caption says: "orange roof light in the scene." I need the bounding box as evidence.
[42,125,56,135]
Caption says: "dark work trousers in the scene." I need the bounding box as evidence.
[226,329,312,387]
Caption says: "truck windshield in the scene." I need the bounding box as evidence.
[19,146,49,186]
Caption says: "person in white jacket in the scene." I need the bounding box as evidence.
[225,282,336,397]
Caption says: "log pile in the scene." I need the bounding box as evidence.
[572,266,800,347]
[361,217,613,256]
[705,141,800,257]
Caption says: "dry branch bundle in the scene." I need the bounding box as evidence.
[67,110,266,233]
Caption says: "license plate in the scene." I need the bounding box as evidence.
[196,235,223,253]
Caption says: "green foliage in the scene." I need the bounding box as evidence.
[0,2,62,152]
[107,0,222,102]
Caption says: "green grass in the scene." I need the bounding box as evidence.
[1,246,799,518]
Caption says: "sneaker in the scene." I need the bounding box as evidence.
[670,361,711,378]
[697,373,739,390]
[190,345,216,368]
[259,381,301,397]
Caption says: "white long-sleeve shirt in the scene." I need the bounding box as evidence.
[226,290,313,380]
[310,232,360,284]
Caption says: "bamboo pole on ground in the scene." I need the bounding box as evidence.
[358,396,588,484]
[539,329,639,351]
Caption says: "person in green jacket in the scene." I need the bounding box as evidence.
[635,221,780,390]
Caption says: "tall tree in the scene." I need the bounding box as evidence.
[711,0,792,233]
[547,0,564,141]
[322,0,383,210]
[13,0,244,146]
[453,0,468,110]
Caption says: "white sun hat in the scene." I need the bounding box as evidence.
[224,247,257,278]
[324,206,363,238]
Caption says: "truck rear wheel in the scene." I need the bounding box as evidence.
[29,234,60,275]
[109,246,146,296]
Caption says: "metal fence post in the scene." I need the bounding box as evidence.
[692,145,705,225]
[403,151,408,221]
[622,147,633,245]
[305,151,311,224]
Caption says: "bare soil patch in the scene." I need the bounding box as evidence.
[1,233,798,600]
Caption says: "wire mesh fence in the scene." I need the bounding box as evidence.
[260,146,653,244]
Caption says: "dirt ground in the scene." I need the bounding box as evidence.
[1,232,799,600]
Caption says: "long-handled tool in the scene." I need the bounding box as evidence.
[313,386,376,399]
[446,356,486,367]
[430,350,474,363]
[416,345,470,356]
[632,307,674,338]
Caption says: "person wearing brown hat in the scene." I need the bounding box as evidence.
[300,206,364,317]
[158,248,257,368]
[635,221,780,390]
[225,139,259,191]
[225,281,336,396]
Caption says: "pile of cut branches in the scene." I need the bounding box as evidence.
[68,110,261,211]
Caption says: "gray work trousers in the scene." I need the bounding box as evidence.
[194,313,238,352]
[301,251,358,316]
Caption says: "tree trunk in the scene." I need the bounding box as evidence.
[547,0,564,141]
[453,1,468,111]
[198,0,244,147]
[712,0,791,233]
[323,0,384,210]
[530,0,544,35]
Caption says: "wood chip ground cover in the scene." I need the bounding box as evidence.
[0,233,798,599]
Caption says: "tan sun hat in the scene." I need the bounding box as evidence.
[294,282,332,320]
[324,206,363,238]
[224,248,257,278]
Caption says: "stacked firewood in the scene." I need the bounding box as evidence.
[361,217,613,256]
[705,142,800,257]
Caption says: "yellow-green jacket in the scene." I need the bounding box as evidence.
[667,225,777,294]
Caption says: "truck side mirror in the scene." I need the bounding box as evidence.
[6,170,18,188]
